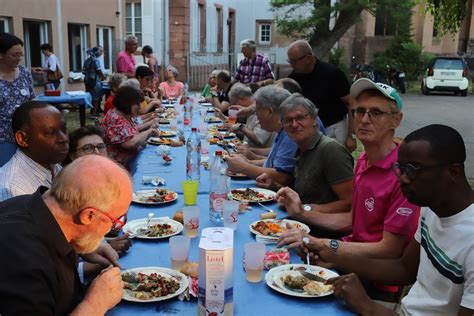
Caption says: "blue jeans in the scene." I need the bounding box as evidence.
[0,143,17,167]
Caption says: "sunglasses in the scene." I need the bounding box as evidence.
[351,108,398,121]
[391,162,447,180]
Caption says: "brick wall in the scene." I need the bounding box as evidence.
[169,0,190,82]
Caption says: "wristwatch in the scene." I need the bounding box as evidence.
[329,239,339,252]
[303,204,311,212]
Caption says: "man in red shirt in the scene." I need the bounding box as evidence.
[116,35,138,78]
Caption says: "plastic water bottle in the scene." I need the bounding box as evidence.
[209,151,229,223]
[186,128,201,180]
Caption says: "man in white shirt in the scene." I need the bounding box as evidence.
[301,124,474,316]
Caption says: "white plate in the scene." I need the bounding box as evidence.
[132,189,178,205]
[147,137,172,145]
[123,217,183,239]
[265,264,338,298]
[249,219,310,240]
[122,267,189,302]
[163,104,175,108]
[200,102,213,107]
[159,131,177,138]
[230,187,276,203]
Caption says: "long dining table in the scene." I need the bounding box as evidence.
[107,109,355,316]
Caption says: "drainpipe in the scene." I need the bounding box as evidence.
[161,0,167,79]
[56,0,65,90]
[118,0,123,42]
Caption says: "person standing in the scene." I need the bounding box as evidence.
[141,45,160,89]
[83,47,105,118]
[234,39,274,86]
[116,35,138,78]
[0,33,36,166]
[33,43,62,89]
[287,40,356,152]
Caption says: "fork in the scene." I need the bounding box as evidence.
[258,202,276,213]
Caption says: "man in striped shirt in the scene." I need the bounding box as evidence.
[234,39,275,87]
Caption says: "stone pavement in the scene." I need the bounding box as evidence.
[395,92,474,187]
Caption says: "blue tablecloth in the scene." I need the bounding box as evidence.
[37,92,93,109]
[107,123,355,316]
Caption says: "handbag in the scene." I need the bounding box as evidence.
[47,66,63,81]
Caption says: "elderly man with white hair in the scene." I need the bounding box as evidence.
[116,35,138,78]
[234,39,274,86]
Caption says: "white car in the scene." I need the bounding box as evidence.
[421,57,470,96]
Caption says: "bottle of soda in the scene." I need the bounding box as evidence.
[209,151,229,223]
[186,128,201,180]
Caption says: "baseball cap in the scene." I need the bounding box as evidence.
[350,78,403,110]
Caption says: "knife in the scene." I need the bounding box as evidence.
[299,270,327,283]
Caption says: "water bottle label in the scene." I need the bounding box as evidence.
[210,193,227,212]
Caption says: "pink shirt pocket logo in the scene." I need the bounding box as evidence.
[396,207,413,216]
[365,197,375,212]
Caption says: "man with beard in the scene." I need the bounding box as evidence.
[0,155,132,315]
[301,125,474,316]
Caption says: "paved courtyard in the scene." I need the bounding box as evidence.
[396,92,474,186]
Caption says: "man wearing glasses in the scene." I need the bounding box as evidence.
[234,39,275,86]
[0,155,132,315]
[287,40,357,152]
[277,78,420,300]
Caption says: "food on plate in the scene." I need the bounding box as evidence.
[283,274,309,290]
[264,248,290,270]
[148,137,172,145]
[142,223,175,237]
[252,220,303,237]
[159,118,170,124]
[159,131,176,137]
[226,170,248,177]
[231,188,273,202]
[180,261,198,278]
[303,281,333,295]
[122,271,181,300]
[208,138,219,144]
[205,116,221,123]
[173,211,184,224]
[136,189,176,203]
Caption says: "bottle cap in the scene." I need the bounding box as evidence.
[215,150,222,156]
[191,128,197,132]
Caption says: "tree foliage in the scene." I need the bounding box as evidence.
[270,0,468,59]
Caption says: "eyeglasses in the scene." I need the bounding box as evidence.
[77,143,107,154]
[282,113,311,126]
[287,54,310,65]
[7,52,24,58]
[351,108,398,121]
[391,162,447,180]
[90,207,126,231]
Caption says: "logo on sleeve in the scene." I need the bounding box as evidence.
[365,197,375,212]
[396,207,413,216]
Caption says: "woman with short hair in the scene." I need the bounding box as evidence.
[101,86,158,169]
[158,65,184,99]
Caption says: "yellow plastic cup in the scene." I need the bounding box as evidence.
[182,180,199,205]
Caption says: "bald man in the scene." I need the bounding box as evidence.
[0,155,132,315]
[287,40,356,152]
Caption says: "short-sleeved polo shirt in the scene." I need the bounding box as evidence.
[294,130,354,204]
[343,143,420,244]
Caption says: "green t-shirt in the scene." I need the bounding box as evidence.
[294,131,354,204]
[201,84,211,98]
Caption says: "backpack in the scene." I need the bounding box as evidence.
[82,56,97,85]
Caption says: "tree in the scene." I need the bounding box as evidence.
[270,0,468,59]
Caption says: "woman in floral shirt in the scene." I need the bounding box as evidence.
[101,86,158,169]
[0,33,35,166]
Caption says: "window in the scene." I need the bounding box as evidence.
[23,20,49,69]
[97,26,113,73]
[126,1,142,45]
[216,7,223,52]
[68,24,88,72]
[0,17,10,33]
[199,3,206,52]
[259,23,271,44]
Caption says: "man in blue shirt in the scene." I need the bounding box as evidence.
[225,85,297,186]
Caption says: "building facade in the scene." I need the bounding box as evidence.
[0,0,125,91]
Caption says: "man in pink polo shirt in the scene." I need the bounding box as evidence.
[277,78,420,300]
[116,35,138,78]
